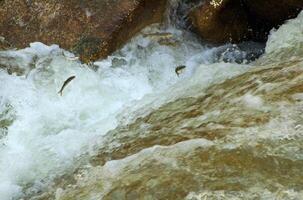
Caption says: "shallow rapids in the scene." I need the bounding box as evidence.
[0,10,302,200]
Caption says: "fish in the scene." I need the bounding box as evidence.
[66,56,79,61]
[62,52,79,61]
[175,65,186,76]
[158,38,179,47]
[143,32,173,40]
[58,76,76,96]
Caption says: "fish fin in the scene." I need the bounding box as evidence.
[58,90,63,96]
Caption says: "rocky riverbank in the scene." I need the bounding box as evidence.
[1,0,302,62]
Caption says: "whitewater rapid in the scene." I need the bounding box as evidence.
[0,24,254,199]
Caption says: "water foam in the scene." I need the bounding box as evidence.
[0,24,255,199]
[262,11,303,63]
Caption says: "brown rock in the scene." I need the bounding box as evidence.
[0,0,168,62]
[189,0,251,44]
[189,0,303,44]
[0,36,12,50]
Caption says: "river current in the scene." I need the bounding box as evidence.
[0,9,302,200]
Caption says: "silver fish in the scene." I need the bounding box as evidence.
[58,76,76,96]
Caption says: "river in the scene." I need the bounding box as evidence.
[0,8,302,200]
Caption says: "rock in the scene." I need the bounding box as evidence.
[212,42,265,64]
[0,36,12,50]
[189,0,251,43]
[244,0,303,25]
[243,0,303,40]
[0,0,168,62]
[189,0,303,43]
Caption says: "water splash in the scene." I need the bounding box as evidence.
[0,23,255,199]
[36,11,303,200]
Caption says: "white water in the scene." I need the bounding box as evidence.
[0,25,253,199]
[1,9,302,199]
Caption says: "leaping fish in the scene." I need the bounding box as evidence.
[175,65,186,77]
[143,32,173,40]
[62,52,79,61]
[58,76,76,96]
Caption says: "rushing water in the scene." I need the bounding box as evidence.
[0,8,302,200]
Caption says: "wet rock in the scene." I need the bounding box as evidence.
[0,0,168,62]
[244,0,303,41]
[0,36,12,50]
[189,0,251,43]
[0,53,38,75]
[189,0,303,43]
[244,0,303,27]
[212,42,265,64]
[111,57,128,68]
[0,102,14,141]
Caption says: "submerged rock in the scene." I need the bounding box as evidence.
[0,0,168,62]
[212,42,265,64]
[0,101,14,141]
[189,0,303,43]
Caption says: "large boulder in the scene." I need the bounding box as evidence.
[189,0,251,43]
[243,0,303,39]
[0,0,168,62]
[189,0,303,43]
[244,0,303,25]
